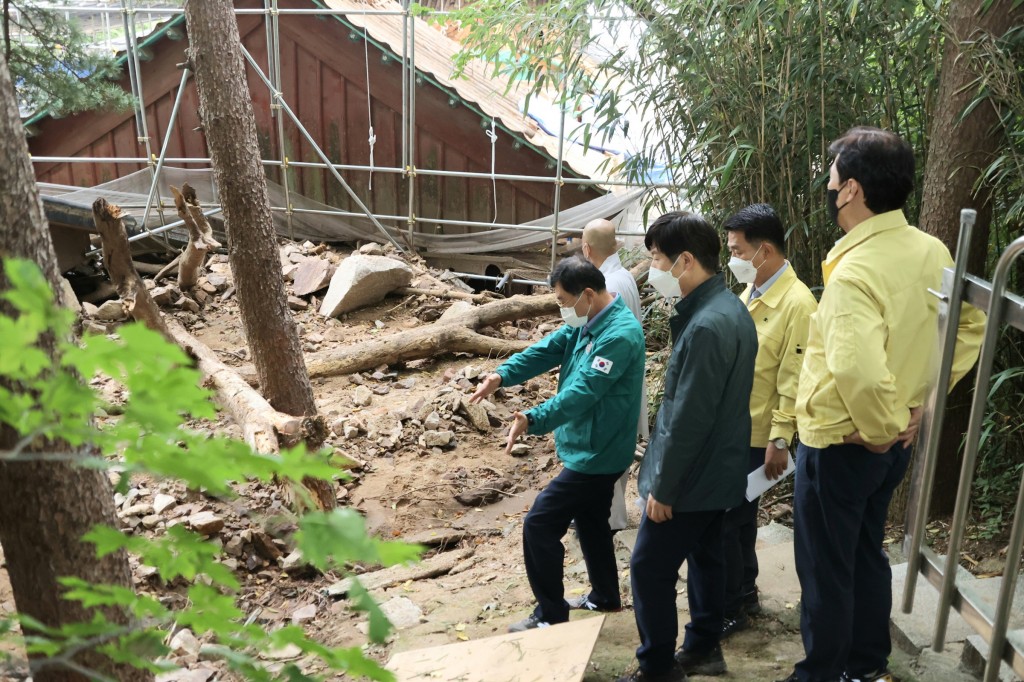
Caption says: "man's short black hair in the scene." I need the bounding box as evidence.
[723,203,786,255]
[644,211,720,273]
[549,256,606,296]
[829,126,915,214]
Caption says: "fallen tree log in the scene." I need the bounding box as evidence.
[132,260,169,276]
[165,318,301,452]
[306,325,531,378]
[93,199,329,509]
[393,286,503,304]
[304,293,556,378]
[325,547,475,597]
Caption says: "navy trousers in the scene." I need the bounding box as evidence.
[523,466,625,624]
[793,442,911,682]
[723,447,766,616]
[631,508,725,675]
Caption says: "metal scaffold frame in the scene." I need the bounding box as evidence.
[28,2,677,268]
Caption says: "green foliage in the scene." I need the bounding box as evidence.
[4,2,134,116]
[0,257,419,681]
[972,330,1024,540]
[441,0,942,287]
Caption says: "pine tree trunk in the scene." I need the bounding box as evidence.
[891,0,1024,524]
[182,0,335,509]
[0,51,151,682]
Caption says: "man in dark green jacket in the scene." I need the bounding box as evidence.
[619,212,758,682]
[471,257,646,633]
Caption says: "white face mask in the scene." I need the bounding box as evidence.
[559,293,589,328]
[648,256,682,299]
[727,244,763,284]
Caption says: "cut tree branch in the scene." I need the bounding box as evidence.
[393,286,504,304]
[304,293,557,378]
[92,198,172,341]
[171,183,220,291]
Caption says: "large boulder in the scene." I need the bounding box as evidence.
[319,255,413,317]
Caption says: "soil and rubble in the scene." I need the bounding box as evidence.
[0,239,956,682]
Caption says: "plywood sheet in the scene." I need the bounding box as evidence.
[387,615,605,682]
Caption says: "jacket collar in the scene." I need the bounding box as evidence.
[744,263,799,310]
[822,210,908,285]
[583,294,624,338]
[673,272,725,324]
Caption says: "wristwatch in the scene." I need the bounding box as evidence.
[526,413,535,427]
[771,437,789,450]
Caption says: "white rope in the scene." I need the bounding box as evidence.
[486,119,497,222]
[364,29,376,191]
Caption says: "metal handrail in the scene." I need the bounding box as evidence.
[958,234,1024,682]
[902,209,976,612]
[902,210,1024,682]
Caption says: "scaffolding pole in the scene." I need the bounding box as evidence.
[139,66,190,235]
[120,0,169,241]
[270,0,295,240]
[239,44,406,252]
[406,0,417,248]
[270,205,639,237]
[38,5,642,20]
[549,104,567,271]
[29,155,678,190]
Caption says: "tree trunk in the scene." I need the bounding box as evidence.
[183,0,334,509]
[0,51,151,682]
[894,0,1024,523]
[307,324,532,379]
[304,293,557,378]
[171,183,220,292]
[93,198,171,340]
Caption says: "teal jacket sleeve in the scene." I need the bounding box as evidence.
[651,324,733,504]
[526,331,641,435]
[495,324,572,387]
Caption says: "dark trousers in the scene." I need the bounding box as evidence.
[723,447,766,616]
[793,442,911,682]
[523,466,625,624]
[631,508,726,675]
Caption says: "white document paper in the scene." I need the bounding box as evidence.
[745,452,796,502]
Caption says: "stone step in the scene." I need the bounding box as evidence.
[962,632,1024,682]
[895,562,1024,681]
[957,574,1024,682]
[890,560,978,653]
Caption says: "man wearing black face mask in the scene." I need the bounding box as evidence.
[776,128,986,682]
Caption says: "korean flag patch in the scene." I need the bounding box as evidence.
[592,356,613,374]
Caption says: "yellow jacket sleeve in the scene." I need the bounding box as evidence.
[820,276,907,444]
[769,300,814,443]
[950,300,986,390]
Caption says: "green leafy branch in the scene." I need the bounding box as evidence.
[0,257,423,681]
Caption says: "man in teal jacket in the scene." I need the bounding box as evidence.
[619,212,758,682]
[471,257,646,632]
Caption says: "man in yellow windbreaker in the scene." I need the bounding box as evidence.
[777,127,986,682]
[722,204,817,638]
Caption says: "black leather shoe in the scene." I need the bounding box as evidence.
[721,612,750,639]
[673,644,727,675]
[741,589,762,615]
[841,670,896,682]
[616,664,688,682]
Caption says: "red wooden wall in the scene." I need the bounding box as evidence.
[28,1,598,236]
